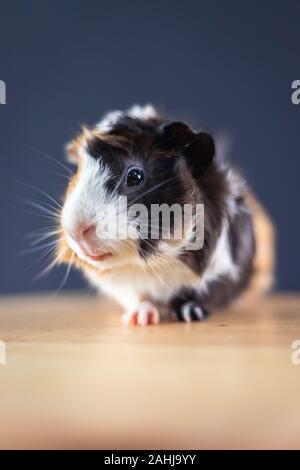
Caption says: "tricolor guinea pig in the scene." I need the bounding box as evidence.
[57,105,275,325]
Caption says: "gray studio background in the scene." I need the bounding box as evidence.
[0,0,299,294]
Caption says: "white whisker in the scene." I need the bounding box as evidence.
[19,206,59,221]
[28,229,63,246]
[24,225,61,238]
[25,200,60,218]
[32,247,67,282]
[53,252,74,295]
[26,242,60,270]
[17,180,63,209]
[31,147,74,177]
[19,239,59,256]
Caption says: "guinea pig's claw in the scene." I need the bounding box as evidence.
[122,302,160,326]
[172,300,208,322]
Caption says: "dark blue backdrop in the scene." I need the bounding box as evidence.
[0,0,299,293]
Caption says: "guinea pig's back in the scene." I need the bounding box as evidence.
[240,191,275,303]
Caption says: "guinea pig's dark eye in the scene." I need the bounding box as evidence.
[126,167,144,187]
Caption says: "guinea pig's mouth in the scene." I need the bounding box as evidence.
[85,252,112,262]
[67,237,113,263]
[79,245,113,262]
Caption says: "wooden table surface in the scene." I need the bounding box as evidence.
[0,293,300,449]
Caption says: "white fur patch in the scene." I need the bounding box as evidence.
[196,222,238,294]
[127,104,157,121]
[96,110,124,133]
[83,216,236,312]
[62,150,111,232]
[96,104,158,133]
[62,149,128,265]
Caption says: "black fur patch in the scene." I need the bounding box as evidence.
[86,113,246,281]
[173,202,256,313]
[170,288,209,322]
[87,115,212,261]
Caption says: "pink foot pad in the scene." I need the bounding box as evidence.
[122,302,160,326]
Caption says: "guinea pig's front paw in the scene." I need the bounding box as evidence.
[173,301,208,323]
[122,301,160,326]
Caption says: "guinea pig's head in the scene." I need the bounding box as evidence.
[58,105,215,271]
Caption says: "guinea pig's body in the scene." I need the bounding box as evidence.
[58,105,275,325]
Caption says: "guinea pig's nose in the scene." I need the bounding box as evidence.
[71,223,96,243]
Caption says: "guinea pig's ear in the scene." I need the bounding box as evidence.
[65,139,80,165]
[65,127,93,165]
[161,122,195,149]
[183,132,215,178]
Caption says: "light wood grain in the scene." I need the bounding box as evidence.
[0,293,300,449]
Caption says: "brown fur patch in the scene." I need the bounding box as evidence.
[65,126,122,164]
[239,191,275,303]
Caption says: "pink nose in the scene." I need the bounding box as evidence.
[71,223,96,243]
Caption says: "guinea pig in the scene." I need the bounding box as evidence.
[56,104,275,325]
